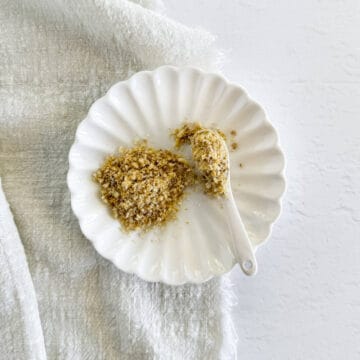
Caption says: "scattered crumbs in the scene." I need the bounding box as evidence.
[173,122,203,148]
[231,142,238,150]
[173,122,226,148]
[239,163,243,168]
[184,207,188,211]
[185,221,190,224]
[230,130,237,136]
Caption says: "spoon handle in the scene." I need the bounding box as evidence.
[223,192,258,276]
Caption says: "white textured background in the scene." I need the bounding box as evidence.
[167,1,360,358]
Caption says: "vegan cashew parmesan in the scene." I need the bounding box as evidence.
[93,142,194,231]
[94,123,230,231]
[174,123,228,196]
[190,129,228,196]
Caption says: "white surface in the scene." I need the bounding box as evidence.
[166,1,360,358]
[68,66,285,285]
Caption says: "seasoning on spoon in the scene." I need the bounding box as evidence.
[190,129,229,196]
[173,123,228,196]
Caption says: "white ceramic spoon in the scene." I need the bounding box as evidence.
[222,175,258,276]
[192,130,258,276]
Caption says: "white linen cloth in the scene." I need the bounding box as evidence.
[0,0,236,358]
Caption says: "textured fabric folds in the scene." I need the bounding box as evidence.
[0,0,235,358]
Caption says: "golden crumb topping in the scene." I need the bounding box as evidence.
[94,122,231,232]
[174,123,228,196]
[93,143,194,231]
[173,122,225,148]
[190,129,228,196]
[173,122,203,148]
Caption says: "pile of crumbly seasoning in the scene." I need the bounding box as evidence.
[174,123,228,196]
[93,141,194,231]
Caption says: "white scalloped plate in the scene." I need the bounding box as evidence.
[67,66,285,285]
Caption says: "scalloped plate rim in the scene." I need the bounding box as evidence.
[67,65,286,285]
